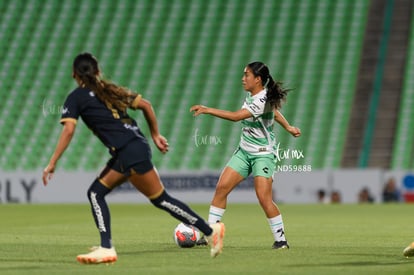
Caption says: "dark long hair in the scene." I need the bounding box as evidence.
[247,62,289,109]
[73,53,137,112]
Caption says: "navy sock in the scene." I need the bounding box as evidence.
[150,190,213,236]
[87,179,112,248]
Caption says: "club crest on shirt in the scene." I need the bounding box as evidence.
[62,107,69,114]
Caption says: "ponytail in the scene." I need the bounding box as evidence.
[265,75,289,109]
[247,61,290,109]
[73,53,138,112]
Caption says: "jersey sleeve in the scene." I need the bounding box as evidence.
[60,92,79,125]
[244,94,266,118]
[130,94,142,110]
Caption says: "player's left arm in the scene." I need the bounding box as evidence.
[129,94,142,110]
[190,105,252,122]
[274,109,301,137]
[135,97,169,154]
[43,120,76,185]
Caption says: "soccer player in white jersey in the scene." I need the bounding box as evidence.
[190,62,300,249]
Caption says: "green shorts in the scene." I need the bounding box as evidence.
[226,147,276,179]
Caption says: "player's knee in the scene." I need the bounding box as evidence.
[256,193,272,207]
[150,189,169,208]
[87,179,111,201]
[214,185,232,199]
[87,183,94,200]
[150,190,188,214]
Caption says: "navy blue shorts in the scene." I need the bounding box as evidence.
[106,139,154,176]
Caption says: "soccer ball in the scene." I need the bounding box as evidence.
[173,223,201,248]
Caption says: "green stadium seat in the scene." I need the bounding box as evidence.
[392,58,414,169]
[0,0,370,171]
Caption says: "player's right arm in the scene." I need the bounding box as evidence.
[135,96,169,154]
[190,105,252,122]
[42,120,76,186]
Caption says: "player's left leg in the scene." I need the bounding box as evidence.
[252,156,289,250]
[253,176,289,249]
[77,167,126,264]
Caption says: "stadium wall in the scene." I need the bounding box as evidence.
[1,170,413,204]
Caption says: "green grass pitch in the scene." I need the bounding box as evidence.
[0,203,413,274]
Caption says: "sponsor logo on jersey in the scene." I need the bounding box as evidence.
[123,123,138,131]
[249,103,261,112]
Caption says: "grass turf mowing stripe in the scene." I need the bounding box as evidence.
[0,203,413,274]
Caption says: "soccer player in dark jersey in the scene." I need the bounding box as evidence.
[42,53,225,264]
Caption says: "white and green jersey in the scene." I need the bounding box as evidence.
[240,89,275,155]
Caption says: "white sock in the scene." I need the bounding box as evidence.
[208,205,225,224]
[268,215,286,242]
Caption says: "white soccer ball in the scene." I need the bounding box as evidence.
[173,222,201,248]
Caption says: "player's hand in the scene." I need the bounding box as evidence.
[190,105,208,117]
[42,163,56,186]
[153,134,169,154]
[287,126,301,137]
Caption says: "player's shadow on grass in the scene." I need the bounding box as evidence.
[0,257,75,271]
[286,260,412,268]
[285,253,413,268]
[0,266,43,272]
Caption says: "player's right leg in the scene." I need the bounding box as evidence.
[128,167,225,257]
[195,166,244,246]
[208,150,248,223]
[209,166,245,220]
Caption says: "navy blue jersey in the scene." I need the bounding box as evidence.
[60,87,147,152]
